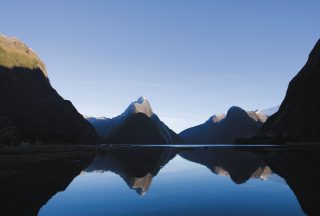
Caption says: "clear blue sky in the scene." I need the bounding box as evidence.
[2,0,319,132]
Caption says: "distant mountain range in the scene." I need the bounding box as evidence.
[257,106,280,116]
[179,106,278,144]
[86,97,183,144]
[1,32,319,145]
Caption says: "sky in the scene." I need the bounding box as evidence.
[1,0,319,132]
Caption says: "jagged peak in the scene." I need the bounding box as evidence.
[123,96,153,117]
[256,105,279,116]
[210,114,226,123]
[130,173,153,196]
[247,111,268,123]
[207,106,273,125]
[251,166,272,181]
[137,96,148,103]
[214,166,230,177]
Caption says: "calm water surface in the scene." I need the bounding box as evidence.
[36,145,320,216]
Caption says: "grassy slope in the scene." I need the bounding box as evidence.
[0,35,47,76]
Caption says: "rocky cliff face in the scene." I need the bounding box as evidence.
[0,35,98,144]
[180,106,265,144]
[261,39,320,142]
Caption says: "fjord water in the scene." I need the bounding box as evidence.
[37,145,320,216]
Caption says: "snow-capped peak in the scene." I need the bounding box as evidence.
[124,96,153,117]
[137,96,148,103]
[257,105,279,116]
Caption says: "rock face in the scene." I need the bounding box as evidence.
[261,39,320,142]
[87,97,183,144]
[180,106,265,144]
[0,35,98,144]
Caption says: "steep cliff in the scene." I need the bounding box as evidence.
[0,35,98,144]
[262,39,320,142]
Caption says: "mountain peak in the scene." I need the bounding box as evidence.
[257,105,279,116]
[226,106,247,117]
[137,96,148,103]
[210,114,226,123]
[124,97,153,117]
[131,173,153,196]
[0,34,47,77]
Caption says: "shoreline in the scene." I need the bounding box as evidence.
[0,145,105,176]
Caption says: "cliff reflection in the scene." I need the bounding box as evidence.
[1,146,319,216]
[0,154,94,216]
[85,146,320,215]
[180,147,272,184]
[85,147,176,195]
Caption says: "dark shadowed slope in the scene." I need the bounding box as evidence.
[0,35,98,144]
[180,106,265,144]
[0,152,94,216]
[179,147,270,184]
[180,146,320,216]
[87,97,183,144]
[85,147,176,195]
[261,39,320,142]
[107,113,167,144]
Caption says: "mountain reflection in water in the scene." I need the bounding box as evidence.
[2,145,320,216]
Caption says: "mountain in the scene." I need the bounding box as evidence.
[85,147,176,195]
[107,113,167,144]
[86,97,183,144]
[0,34,98,145]
[257,105,279,116]
[179,147,271,184]
[179,106,266,144]
[261,39,320,142]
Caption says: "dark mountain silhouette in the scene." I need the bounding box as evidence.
[180,106,265,144]
[179,146,320,216]
[0,153,94,216]
[1,146,319,215]
[87,97,183,144]
[0,35,98,145]
[85,146,320,215]
[262,146,320,216]
[85,147,176,195]
[179,147,271,184]
[107,113,167,144]
[261,39,320,143]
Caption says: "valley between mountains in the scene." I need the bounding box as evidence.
[1,34,320,145]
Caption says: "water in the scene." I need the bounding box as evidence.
[35,145,320,216]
